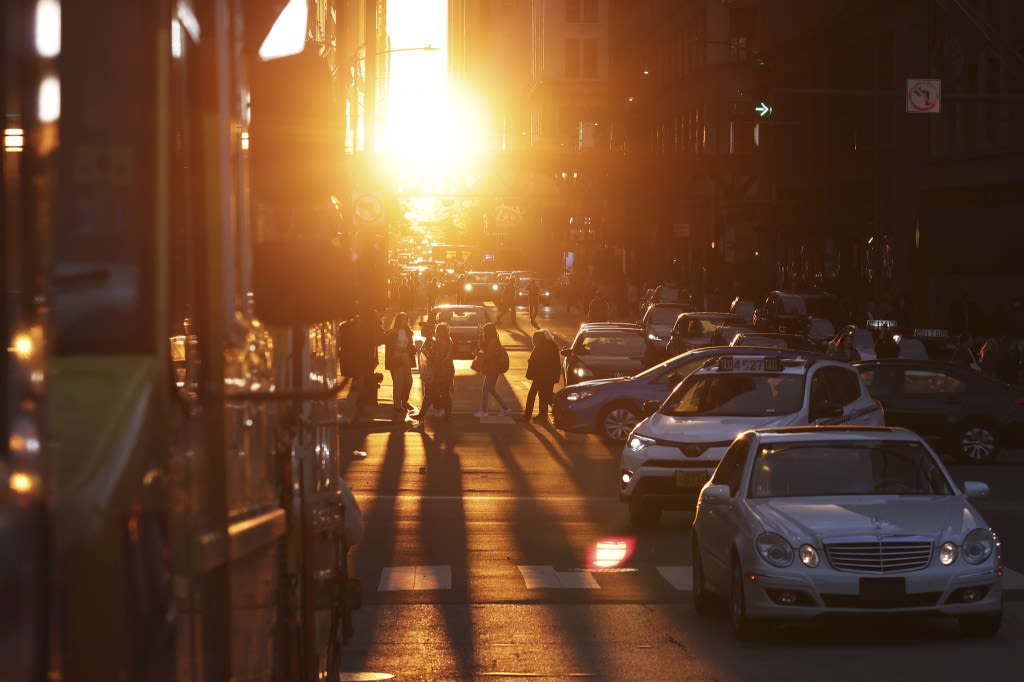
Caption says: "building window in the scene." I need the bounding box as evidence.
[582,39,598,77]
[582,0,598,23]
[565,38,580,77]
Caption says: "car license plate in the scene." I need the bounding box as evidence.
[859,577,905,602]
[675,470,709,489]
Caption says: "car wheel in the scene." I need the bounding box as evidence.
[692,539,714,616]
[954,421,999,463]
[959,611,1002,637]
[729,559,764,641]
[600,403,640,442]
[628,501,661,529]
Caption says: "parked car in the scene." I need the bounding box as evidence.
[423,304,490,358]
[852,358,1024,463]
[730,332,818,351]
[553,346,825,442]
[560,322,654,386]
[692,425,1003,640]
[664,312,750,356]
[620,354,884,527]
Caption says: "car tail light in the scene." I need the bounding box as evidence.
[1015,398,1024,406]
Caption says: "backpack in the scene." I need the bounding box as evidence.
[497,345,510,373]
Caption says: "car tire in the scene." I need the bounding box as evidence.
[599,403,640,442]
[628,501,661,529]
[729,558,764,641]
[692,539,715,616]
[954,421,999,464]
[958,611,1002,637]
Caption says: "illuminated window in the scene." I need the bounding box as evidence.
[4,128,25,152]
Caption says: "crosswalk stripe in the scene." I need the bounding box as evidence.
[378,565,451,591]
[657,566,693,590]
[518,565,600,589]
[373,564,1024,592]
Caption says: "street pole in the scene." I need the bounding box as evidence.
[364,0,377,152]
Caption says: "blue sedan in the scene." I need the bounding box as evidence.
[552,346,826,442]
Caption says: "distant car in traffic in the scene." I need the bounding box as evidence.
[691,425,1003,640]
[852,358,1024,463]
[753,289,843,336]
[664,312,750,356]
[620,354,883,527]
[730,332,818,351]
[639,302,694,355]
[423,304,490,358]
[560,322,654,387]
[461,271,500,302]
[553,345,826,442]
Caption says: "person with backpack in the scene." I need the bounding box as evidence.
[473,322,512,418]
[517,329,561,422]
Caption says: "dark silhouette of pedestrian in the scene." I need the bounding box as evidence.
[527,278,542,325]
[496,278,517,324]
[383,311,416,419]
[517,330,562,422]
[348,306,384,422]
[412,321,454,421]
[473,322,512,418]
[952,331,978,369]
[874,328,899,359]
[587,291,610,322]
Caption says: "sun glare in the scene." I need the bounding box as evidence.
[381,0,491,188]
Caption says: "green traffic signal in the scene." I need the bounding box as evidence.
[755,101,773,118]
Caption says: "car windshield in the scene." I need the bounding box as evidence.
[803,296,841,321]
[749,440,953,498]
[661,373,805,416]
[579,332,648,356]
[466,273,492,284]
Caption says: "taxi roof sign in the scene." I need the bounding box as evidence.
[866,319,898,329]
[716,356,783,372]
[914,328,951,338]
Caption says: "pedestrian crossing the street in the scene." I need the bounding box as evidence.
[374,564,1024,592]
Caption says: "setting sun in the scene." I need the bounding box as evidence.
[380,0,492,188]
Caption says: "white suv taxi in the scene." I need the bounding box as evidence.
[619,355,884,527]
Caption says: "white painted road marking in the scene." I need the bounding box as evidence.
[518,565,600,589]
[378,565,452,591]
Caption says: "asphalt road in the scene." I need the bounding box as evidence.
[334,300,1024,682]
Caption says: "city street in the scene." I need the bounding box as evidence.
[336,302,1024,681]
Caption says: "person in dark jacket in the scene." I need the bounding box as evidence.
[517,330,562,422]
[874,328,899,359]
[412,321,454,421]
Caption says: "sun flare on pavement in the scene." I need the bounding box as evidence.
[381,0,492,189]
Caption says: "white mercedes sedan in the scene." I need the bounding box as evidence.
[691,426,1004,640]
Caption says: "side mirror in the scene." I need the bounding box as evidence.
[961,481,990,499]
[560,348,572,357]
[700,484,731,504]
[641,400,661,416]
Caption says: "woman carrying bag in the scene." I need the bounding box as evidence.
[383,311,416,419]
[473,322,512,419]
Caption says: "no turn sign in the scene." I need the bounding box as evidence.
[906,78,941,114]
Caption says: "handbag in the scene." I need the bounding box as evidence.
[470,354,483,373]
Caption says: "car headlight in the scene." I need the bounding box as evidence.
[572,365,593,379]
[463,283,472,292]
[756,532,794,567]
[565,389,594,402]
[799,544,820,567]
[492,284,500,291]
[627,434,654,452]
[962,528,995,565]
[939,542,957,565]
[647,333,663,341]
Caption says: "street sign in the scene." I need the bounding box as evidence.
[754,101,773,118]
[352,192,384,224]
[906,78,941,113]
